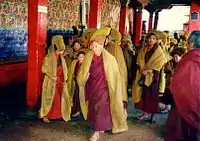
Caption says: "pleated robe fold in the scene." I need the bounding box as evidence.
[39,52,72,121]
[68,59,81,114]
[77,49,128,133]
[105,42,128,104]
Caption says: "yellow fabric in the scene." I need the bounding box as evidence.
[77,49,128,133]
[109,28,122,45]
[79,29,97,48]
[105,28,128,102]
[39,52,72,121]
[105,41,128,102]
[90,27,111,44]
[52,35,66,51]
[159,44,171,93]
[132,46,165,103]
[67,59,78,101]
[122,34,132,44]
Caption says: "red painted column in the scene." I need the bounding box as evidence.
[88,0,102,28]
[27,0,48,108]
[134,8,143,46]
[148,12,153,32]
[119,7,128,35]
[188,1,200,32]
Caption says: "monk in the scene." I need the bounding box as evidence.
[39,35,71,122]
[160,47,186,113]
[165,31,200,141]
[121,34,136,85]
[104,28,128,109]
[68,51,85,117]
[77,27,128,141]
[132,32,165,122]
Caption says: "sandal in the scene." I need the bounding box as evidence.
[43,117,50,123]
[72,112,80,117]
[137,114,149,120]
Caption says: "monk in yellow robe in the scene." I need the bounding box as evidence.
[104,28,128,109]
[68,51,85,117]
[132,32,165,122]
[77,27,128,141]
[121,34,136,85]
[39,35,71,122]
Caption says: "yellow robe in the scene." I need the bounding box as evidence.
[105,42,128,102]
[77,49,128,133]
[132,46,165,103]
[39,52,72,121]
[67,59,78,100]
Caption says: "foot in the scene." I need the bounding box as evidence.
[137,113,149,120]
[72,112,80,117]
[43,117,50,123]
[161,109,169,114]
[89,131,100,141]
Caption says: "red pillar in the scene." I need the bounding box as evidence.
[119,7,128,35]
[134,9,143,46]
[27,0,48,108]
[188,1,200,32]
[88,0,102,28]
[148,12,153,32]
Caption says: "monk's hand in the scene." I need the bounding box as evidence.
[52,76,58,81]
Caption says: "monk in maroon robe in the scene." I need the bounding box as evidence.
[165,31,200,141]
[77,27,128,141]
[132,32,165,122]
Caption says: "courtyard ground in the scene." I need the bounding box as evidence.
[0,99,167,141]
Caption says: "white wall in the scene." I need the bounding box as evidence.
[142,6,190,31]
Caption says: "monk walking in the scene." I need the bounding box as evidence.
[165,31,200,141]
[39,35,71,122]
[77,27,128,141]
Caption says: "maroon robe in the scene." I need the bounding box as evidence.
[85,55,112,131]
[135,47,160,113]
[165,49,200,141]
[71,62,81,115]
[165,107,198,141]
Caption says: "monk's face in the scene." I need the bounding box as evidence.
[77,53,85,63]
[147,35,157,46]
[73,42,81,51]
[91,41,104,56]
[173,54,182,63]
[55,50,64,55]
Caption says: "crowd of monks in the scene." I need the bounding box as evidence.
[37,26,200,141]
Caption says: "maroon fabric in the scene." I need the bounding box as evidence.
[135,47,160,113]
[165,107,198,141]
[85,55,112,131]
[170,49,200,130]
[71,62,81,115]
[46,65,63,119]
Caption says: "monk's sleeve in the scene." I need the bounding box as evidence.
[42,55,54,80]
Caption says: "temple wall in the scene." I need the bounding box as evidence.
[101,0,121,29]
[0,0,81,60]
